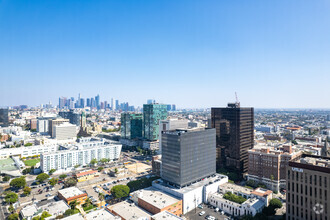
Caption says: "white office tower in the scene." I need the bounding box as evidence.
[53,123,77,140]
[159,119,189,154]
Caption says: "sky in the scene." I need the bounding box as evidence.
[0,0,330,109]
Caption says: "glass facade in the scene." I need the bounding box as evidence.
[143,104,168,141]
[121,113,143,139]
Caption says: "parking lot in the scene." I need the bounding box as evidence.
[19,183,62,205]
[185,204,230,220]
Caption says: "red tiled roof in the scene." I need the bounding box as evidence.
[76,170,98,178]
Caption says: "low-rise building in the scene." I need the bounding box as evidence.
[75,170,99,182]
[58,187,87,205]
[151,211,184,220]
[131,187,182,216]
[85,209,119,220]
[20,200,70,220]
[107,200,151,220]
[0,144,58,159]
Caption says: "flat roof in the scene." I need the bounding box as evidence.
[135,187,181,209]
[151,211,184,220]
[108,201,151,220]
[58,187,86,199]
[251,188,273,197]
[20,204,38,217]
[39,200,70,216]
[220,183,253,194]
[85,209,119,220]
[76,170,98,177]
[61,213,84,220]
[153,174,227,194]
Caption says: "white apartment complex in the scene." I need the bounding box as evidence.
[0,144,58,159]
[40,142,122,172]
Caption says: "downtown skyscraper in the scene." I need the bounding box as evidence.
[211,102,254,177]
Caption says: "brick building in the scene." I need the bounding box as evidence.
[247,144,302,191]
[58,187,88,205]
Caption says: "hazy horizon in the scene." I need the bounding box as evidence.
[1,0,330,108]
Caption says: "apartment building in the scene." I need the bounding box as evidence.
[247,144,302,191]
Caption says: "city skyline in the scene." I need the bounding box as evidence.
[1,1,330,108]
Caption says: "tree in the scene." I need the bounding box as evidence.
[48,169,56,175]
[97,167,104,172]
[69,200,79,209]
[114,168,118,174]
[24,143,33,147]
[8,204,15,213]
[7,213,19,220]
[23,186,31,196]
[10,177,26,189]
[4,192,18,204]
[90,158,98,166]
[22,168,31,175]
[3,175,10,182]
[59,174,67,180]
[110,185,130,200]
[48,178,58,186]
[100,158,108,164]
[40,211,52,219]
[269,198,283,209]
[64,178,77,187]
[64,209,75,216]
[36,173,50,183]
[98,193,104,201]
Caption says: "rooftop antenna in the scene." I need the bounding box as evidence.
[235,92,240,107]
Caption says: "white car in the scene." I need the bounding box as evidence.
[199,211,205,216]
[215,208,219,212]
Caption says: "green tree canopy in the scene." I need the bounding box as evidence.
[23,186,31,196]
[97,167,104,172]
[64,178,77,187]
[22,168,32,175]
[269,198,283,209]
[7,213,19,220]
[223,192,247,204]
[5,192,18,204]
[59,174,67,180]
[10,177,26,189]
[48,169,56,175]
[48,178,58,186]
[36,173,50,183]
[3,175,10,182]
[110,185,130,199]
[90,158,98,166]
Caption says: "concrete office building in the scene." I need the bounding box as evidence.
[158,119,188,154]
[161,128,216,188]
[286,154,330,220]
[121,113,143,139]
[49,118,70,137]
[211,102,254,177]
[0,108,9,127]
[53,123,76,140]
[40,141,122,172]
[247,145,302,191]
[143,103,168,141]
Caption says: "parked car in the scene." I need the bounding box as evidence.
[199,211,205,216]
[198,204,203,209]
[215,208,219,212]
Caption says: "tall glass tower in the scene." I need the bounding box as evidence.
[143,103,168,141]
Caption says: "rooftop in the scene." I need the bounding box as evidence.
[133,187,181,209]
[61,213,84,220]
[153,174,227,194]
[85,209,119,220]
[220,183,253,195]
[20,204,38,217]
[251,188,273,197]
[151,211,184,220]
[39,200,70,216]
[108,201,151,220]
[76,170,98,177]
[58,187,86,199]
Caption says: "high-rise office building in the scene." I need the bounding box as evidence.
[166,105,172,111]
[95,94,100,109]
[59,110,81,127]
[121,113,143,139]
[115,100,119,110]
[161,128,216,187]
[59,97,67,109]
[171,104,176,111]
[286,154,330,220]
[211,103,254,177]
[91,98,95,108]
[147,99,155,104]
[80,98,85,108]
[143,103,168,141]
[111,98,114,110]
[0,108,9,127]
[86,98,91,107]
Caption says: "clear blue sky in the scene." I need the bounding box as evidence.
[1,0,329,108]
